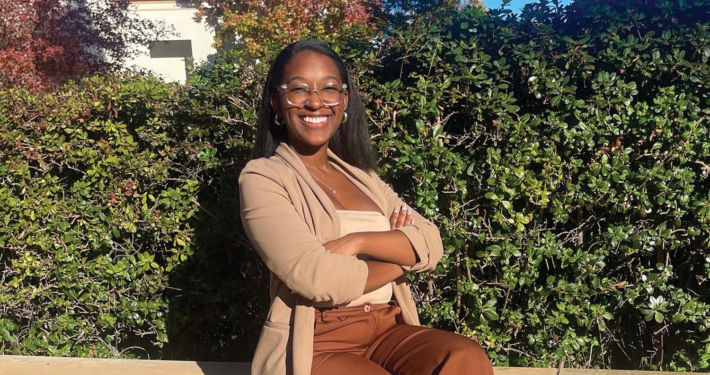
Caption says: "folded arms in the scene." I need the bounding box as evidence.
[238,160,443,304]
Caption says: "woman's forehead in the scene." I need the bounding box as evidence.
[282,50,342,82]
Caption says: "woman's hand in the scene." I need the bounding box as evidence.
[390,204,414,229]
[323,233,362,256]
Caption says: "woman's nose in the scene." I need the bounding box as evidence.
[305,90,325,109]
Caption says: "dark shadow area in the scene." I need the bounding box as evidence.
[162,155,270,362]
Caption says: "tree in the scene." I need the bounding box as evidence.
[0,0,169,92]
[193,0,385,58]
[192,0,488,58]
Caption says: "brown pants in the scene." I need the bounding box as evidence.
[312,301,494,375]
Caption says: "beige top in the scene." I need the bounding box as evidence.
[339,210,393,306]
[239,142,444,375]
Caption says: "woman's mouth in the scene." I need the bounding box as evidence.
[299,115,332,128]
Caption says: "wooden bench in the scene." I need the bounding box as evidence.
[0,355,704,375]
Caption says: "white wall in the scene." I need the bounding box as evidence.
[125,0,216,83]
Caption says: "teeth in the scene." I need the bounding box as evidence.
[302,116,329,124]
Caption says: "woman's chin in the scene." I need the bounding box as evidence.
[288,118,337,148]
[305,136,332,147]
[289,133,332,150]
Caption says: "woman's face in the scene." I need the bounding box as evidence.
[272,50,349,151]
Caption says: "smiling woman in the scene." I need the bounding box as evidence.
[238,40,495,375]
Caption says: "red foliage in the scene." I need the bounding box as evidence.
[0,0,168,92]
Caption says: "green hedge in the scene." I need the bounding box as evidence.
[360,0,710,369]
[0,74,259,359]
[2,0,710,370]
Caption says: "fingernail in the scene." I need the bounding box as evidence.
[393,206,399,213]
[401,204,406,212]
[407,207,412,215]
[412,218,415,224]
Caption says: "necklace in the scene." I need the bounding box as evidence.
[309,172,336,194]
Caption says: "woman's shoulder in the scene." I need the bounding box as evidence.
[239,156,293,184]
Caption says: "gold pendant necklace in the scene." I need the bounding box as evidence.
[309,172,336,194]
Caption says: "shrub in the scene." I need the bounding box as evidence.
[362,0,710,370]
[0,73,252,358]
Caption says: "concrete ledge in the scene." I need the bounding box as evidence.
[559,371,706,375]
[0,355,706,375]
[0,356,250,375]
[496,368,559,375]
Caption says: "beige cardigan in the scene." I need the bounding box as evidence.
[239,142,444,375]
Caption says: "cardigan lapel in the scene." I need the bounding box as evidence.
[273,142,340,239]
[274,142,332,209]
[274,142,388,218]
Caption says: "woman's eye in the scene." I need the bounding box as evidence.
[321,87,338,92]
[290,87,308,92]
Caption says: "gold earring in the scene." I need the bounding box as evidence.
[341,112,348,124]
[274,114,283,125]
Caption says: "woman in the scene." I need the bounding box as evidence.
[239,40,494,375]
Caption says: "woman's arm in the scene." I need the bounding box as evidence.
[318,233,409,293]
[357,204,419,266]
[324,176,444,273]
[363,260,405,293]
[371,174,444,273]
[357,230,417,267]
[239,160,369,305]
[323,206,415,292]
[326,175,445,272]
[323,207,418,267]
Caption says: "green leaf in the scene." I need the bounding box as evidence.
[482,308,499,321]
[432,125,443,138]
[487,245,501,256]
[654,312,664,323]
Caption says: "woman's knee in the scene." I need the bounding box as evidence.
[414,329,493,374]
[437,331,494,372]
[455,334,486,354]
[370,326,493,374]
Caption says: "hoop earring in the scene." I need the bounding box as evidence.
[341,112,348,124]
[274,114,283,126]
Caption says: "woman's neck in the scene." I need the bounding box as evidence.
[287,142,332,173]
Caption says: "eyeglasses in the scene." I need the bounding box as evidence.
[278,83,347,108]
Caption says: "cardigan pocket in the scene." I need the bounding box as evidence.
[252,321,291,375]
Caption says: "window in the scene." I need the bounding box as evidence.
[148,40,193,82]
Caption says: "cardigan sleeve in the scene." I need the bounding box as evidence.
[239,160,369,304]
[371,172,444,273]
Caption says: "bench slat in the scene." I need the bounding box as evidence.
[1,355,706,375]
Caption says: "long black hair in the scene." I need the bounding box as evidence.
[250,40,377,172]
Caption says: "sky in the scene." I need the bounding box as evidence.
[484,0,572,13]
